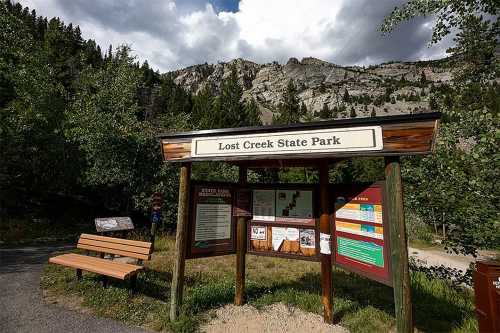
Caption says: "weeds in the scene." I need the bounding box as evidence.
[41,235,477,332]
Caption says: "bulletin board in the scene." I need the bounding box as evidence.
[247,185,320,261]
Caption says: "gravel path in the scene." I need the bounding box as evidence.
[409,246,498,272]
[201,303,348,333]
[0,245,149,333]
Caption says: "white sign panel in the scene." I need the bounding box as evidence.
[191,126,383,158]
[195,204,232,241]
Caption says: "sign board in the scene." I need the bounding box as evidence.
[191,127,383,158]
[248,186,318,260]
[332,183,391,286]
[187,184,235,258]
[95,217,134,233]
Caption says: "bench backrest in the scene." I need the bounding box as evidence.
[77,234,152,261]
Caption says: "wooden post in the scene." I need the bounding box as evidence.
[319,162,333,324]
[169,162,191,322]
[235,165,247,305]
[385,156,412,333]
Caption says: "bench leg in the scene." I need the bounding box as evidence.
[129,275,137,295]
[76,269,82,281]
[101,276,108,288]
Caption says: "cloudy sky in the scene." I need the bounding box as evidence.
[19,0,451,72]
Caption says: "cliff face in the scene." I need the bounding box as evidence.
[169,57,454,124]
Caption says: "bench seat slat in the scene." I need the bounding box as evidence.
[49,254,142,279]
[80,234,151,249]
[61,253,141,272]
[78,238,152,255]
[77,244,150,260]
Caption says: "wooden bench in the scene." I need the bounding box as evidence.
[49,234,153,290]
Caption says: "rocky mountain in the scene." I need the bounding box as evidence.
[169,57,454,124]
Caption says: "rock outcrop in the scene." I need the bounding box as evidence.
[168,57,454,123]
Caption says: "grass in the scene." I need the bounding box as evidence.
[41,235,477,332]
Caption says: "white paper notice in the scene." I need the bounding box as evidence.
[272,227,286,251]
[194,204,232,241]
[253,190,275,221]
[320,233,331,255]
[250,226,267,240]
[300,229,315,248]
[286,228,299,241]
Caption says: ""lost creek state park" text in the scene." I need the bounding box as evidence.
[218,136,342,151]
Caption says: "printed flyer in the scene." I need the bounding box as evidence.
[251,226,267,240]
[272,227,286,251]
[299,229,315,248]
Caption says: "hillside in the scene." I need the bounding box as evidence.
[169,57,454,123]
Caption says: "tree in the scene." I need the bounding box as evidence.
[381,0,499,82]
[67,46,158,212]
[371,107,376,117]
[317,103,331,119]
[343,89,351,103]
[191,86,215,129]
[273,80,303,124]
[1,2,81,214]
[218,64,245,127]
[349,107,357,118]
[419,70,427,85]
[243,98,262,127]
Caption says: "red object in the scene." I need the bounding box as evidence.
[474,260,500,333]
[332,183,391,286]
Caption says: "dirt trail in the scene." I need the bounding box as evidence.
[201,303,348,333]
[409,246,498,271]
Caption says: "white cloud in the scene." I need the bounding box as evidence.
[18,0,451,72]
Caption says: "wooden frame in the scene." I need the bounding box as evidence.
[160,113,441,162]
[186,181,237,259]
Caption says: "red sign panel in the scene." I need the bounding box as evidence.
[332,183,391,286]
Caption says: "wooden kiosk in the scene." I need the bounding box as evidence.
[159,112,441,332]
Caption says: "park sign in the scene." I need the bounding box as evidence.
[161,112,442,330]
[191,126,383,158]
[160,113,441,162]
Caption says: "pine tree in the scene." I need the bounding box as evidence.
[219,64,245,127]
[318,103,331,119]
[370,108,376,117]
[273,80,302,124]
[343,89,350,103]
[244,98,261,126]
[350,107,357,118]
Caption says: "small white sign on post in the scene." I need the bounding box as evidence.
[191,126,383,158]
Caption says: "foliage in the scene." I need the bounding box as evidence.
[403,82,500,254]
[41,235,477,333]
[0,0,267,226]
[381,0,499,82]
[273,80,304,124]
[381,0,500,254]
